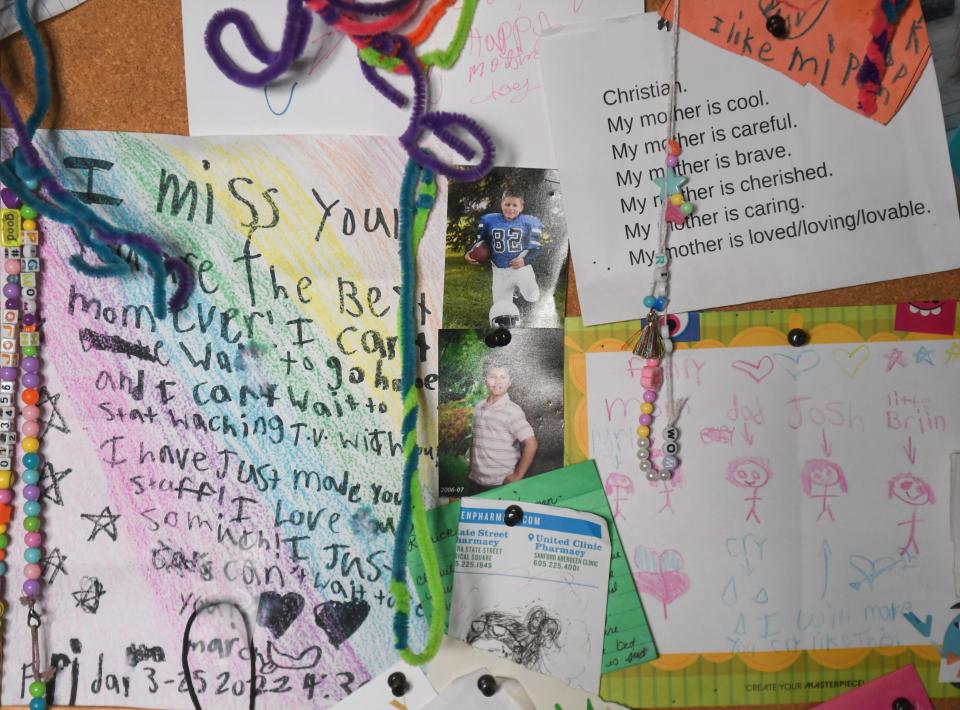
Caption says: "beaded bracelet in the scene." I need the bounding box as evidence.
[630,0,691,483]
[0,179,53,709]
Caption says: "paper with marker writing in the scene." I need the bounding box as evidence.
[407,460,657,675]
[538,12,960,324]
[585,343,958,655]
[0,128,444,709]
[660,0,931,124]
[0,0,87,40]
[448,498,610,692]
[331,661,437,709]
[181,0,642,167]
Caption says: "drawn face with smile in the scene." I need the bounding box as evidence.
[801,458,848,496]
[888,473,936,507]
[727,457,772,489]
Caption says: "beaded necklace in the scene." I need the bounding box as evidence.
[631,0,691,483]
[0,178,53,709]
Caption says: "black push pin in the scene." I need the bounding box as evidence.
[891,698,914,710]
[787,328,809,347]
[387,671,407,697]
[477,674,498,697]
[504,505,524,527]
[765,13,788,39]
[485,328,512,348]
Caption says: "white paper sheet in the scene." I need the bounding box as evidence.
[585,342,959,654]
[0,0,86,39]
[423,668,532,710]
[182,0,642,167]
[539,13,960,324]
[426,636,630,710]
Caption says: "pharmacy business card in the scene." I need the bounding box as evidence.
[448,499,611,693]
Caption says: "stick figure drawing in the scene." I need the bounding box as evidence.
[604,472,634,520]
[726,457,772,524]
[800,458,848,522]
[888,472,936,557]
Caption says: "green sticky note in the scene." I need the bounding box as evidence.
[408,460,658,673]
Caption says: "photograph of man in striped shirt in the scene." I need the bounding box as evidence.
[467,357,539,494]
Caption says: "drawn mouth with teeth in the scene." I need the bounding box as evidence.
[908,301,944,317]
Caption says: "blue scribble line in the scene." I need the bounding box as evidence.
[264,82,298,116]
[848,554,907,592]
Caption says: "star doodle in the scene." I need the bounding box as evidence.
[884,347,907,372]
[39,460,71,507]
[653,167,687,201]
[38,387,69,436]
[913,346,935,366]
[80,506,121,542]
[946,341,960,364]
[39,547,68,584]
[72,576,106,614]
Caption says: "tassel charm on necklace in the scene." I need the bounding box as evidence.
[632,310,666,359]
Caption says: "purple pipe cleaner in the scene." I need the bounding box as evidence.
[323,0,417,16]
[361,34,494,181]
[205,0,312,88]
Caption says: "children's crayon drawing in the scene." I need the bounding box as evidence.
[0,129,444,709]
[888,472,937,558]
[800,458,848,523]
[726,457,771,524]
[586,343,958,655]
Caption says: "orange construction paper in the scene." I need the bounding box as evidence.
[661,0,932,124]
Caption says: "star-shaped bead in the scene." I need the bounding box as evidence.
[654,168,687,201]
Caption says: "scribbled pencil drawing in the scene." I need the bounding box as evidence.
[647,453,684,514]
[633,547,690,620]
[801,458,848,522]
[72,576,106,614]
[604,472,634,520]
[466,606,562,672]
[726,457,772,524]
[888,472,936,557]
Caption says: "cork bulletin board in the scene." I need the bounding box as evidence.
[0,1,958,709]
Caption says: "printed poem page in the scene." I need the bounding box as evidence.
[539,13,960,324]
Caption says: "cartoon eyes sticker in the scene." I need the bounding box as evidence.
[659,312,701,343]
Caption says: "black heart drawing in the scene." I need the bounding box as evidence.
[313,599,370,648]
[256,592,305,639]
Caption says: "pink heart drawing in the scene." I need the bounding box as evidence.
[633,547,691,620]
[731,356,775,383]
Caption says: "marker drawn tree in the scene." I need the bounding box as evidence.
[633,547,691,620]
